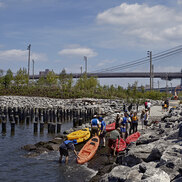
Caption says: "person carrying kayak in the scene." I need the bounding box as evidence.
[59,139,79,164]
[91,115,100,136]
[99,117,106,147]
[108,127,120,158]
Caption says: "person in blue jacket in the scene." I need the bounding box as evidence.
[99,117,106,147]
[59,139,79,164]
[91,115,100,136]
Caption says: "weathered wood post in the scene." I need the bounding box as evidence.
[79,118,83,126]
[57,122,62,133]
[40,113,44,133]
[2,115,6,133]
[15,115,19,124]
[10,115,15,133]
[73,117,77,128]
[48,122,51,133]
[51,123,56,133]
[26,116,30,125]
[34,116,38,133]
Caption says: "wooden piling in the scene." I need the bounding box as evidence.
[34,122,38,133]
[57,122,62,133]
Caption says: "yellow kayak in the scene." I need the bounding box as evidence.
[77,130,90,143]
[67,128,90,140]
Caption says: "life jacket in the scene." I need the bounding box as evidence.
[132,116,138,121]
[91,118,98,126]
[64,140,73,145]
[122,117,127,124]
[101,120,106,131]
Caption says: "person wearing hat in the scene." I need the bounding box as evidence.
[59,139,79,164]
[91,115,100,136]
[108,127,120,158]
[99,116,106,147]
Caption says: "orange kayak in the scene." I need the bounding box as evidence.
[125,132,140,144]
[77,136,100,164]
[111,138,126,152]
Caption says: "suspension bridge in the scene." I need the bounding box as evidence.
[29,45,182,88]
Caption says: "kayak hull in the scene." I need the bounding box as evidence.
[76,130,90,143]
[106,122,115,132]
[77,136,100,164]
[111,138,126,152]
[67,128,89,140]
[125,132,140,144]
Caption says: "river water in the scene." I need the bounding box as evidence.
[0,120,96,182]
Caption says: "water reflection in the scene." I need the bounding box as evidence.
[0,119,95,182]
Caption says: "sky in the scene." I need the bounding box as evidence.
[0,0,182,88]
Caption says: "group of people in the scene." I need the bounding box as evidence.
[59,101,151,164]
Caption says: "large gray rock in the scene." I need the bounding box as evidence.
[157,145,182,180]
[165,117,179,123]
[136,132,160,145]
[107,165,130,181]
[141,169,170,182]
[126,169,143,182]
[22,144,36,151]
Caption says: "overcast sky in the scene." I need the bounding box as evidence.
[0,0,182,88]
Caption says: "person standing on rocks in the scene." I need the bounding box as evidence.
[59,139,79,164]
[99,117,106,147]
[144,109,149,129]
[144,100,148,109]
[115,113,121,129]
[121,113,128,139]
[131,112,138,133]
[147,100,151,114]
[140,110,145,130]
[108,127,120,159]
[91,115,100,136]
[128,111,133,135]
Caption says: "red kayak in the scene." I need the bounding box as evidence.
[125,132,140,144]
[106,122,115,132]
[111,138,126,152]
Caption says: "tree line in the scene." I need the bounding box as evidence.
[0,68,170,102]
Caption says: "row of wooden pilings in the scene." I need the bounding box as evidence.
[0,106,95,134]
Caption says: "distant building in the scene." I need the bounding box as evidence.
[39,69,50,77]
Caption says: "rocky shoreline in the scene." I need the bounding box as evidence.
[1,96,182,181]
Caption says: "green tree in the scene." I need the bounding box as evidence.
[14,68,28,86]
[0,69,4,86]
[37,76,47,86]
[46,70,57,86]
[59,69,73,90]
[3,69,13,88]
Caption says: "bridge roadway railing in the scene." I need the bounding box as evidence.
[29,72,182,80]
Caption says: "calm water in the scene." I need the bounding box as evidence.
[0,120,96,182]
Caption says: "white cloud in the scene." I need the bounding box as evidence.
[96,3,182,44]
[58,46,97,58]
[0,49,47,62]
[177,0,182,5]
